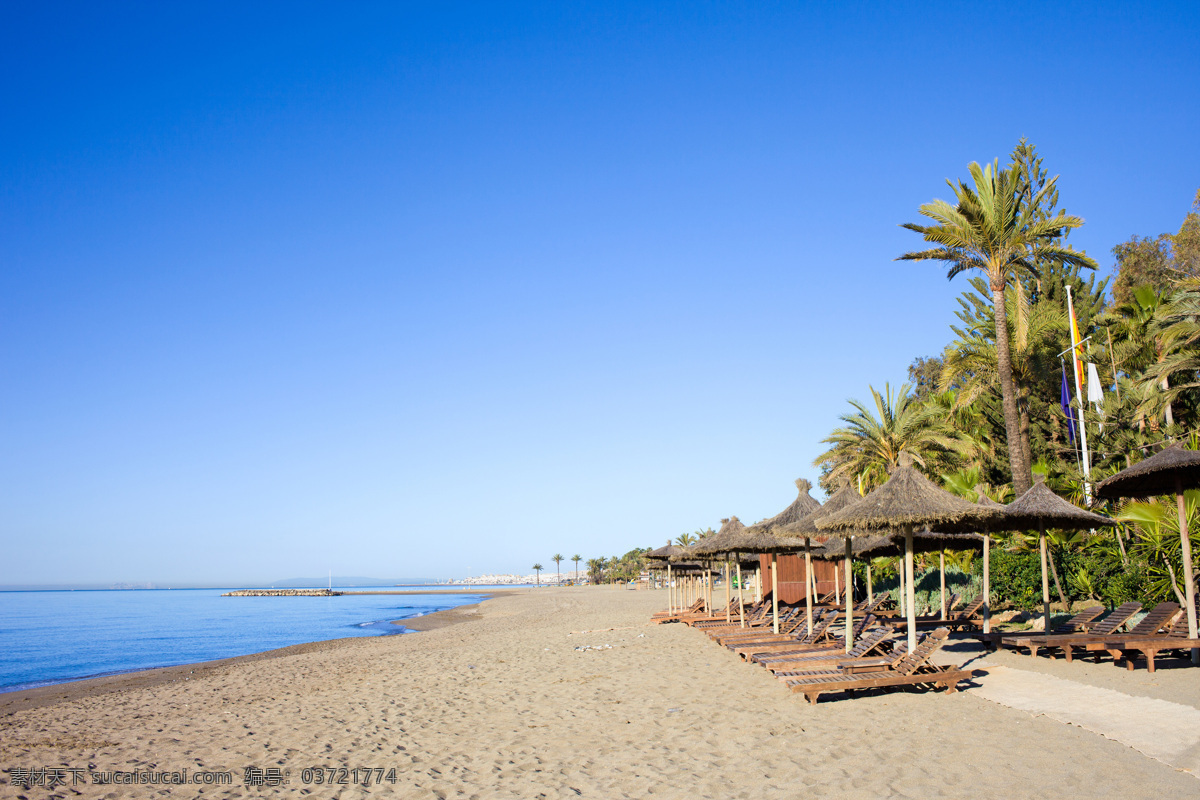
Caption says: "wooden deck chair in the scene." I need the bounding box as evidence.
[784,627,974,705]
[971,604,1105,650]
[1103,602,1200,671]
[1001,602,1142,659]
[675,596,748,626]
[749,614,877,664]
[718,609,824,648]
[726,611,840,658]
[690,601,770,629]
[702,605,798,637]
[651,597,706,623]
[767,627,895,674]
[1081,602,1184,670]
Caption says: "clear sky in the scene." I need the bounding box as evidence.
[3,2,1198,586]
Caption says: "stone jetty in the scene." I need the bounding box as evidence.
[222,589,343,597]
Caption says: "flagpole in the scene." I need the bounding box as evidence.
[1066,285,1092,501]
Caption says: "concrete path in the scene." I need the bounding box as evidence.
[968,663,1200,777]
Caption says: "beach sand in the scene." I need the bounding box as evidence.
[1,586,1196,798]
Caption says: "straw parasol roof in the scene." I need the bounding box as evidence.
[645,543,685,561]
[835,531,986,558]
[974,488,1006,509]
[691,517,749,557]
[774,483,858,541]
[733,524,817,554]
[1095,444,1200,499]
[815,463,1003,534]
[748,478,822,532]
[1004,476,1114,529]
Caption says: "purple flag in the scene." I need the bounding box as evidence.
[1061,366,1076,444]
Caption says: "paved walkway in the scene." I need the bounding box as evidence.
[967,663,1200,777]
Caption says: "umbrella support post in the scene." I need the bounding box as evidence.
[866,563,873,604]
[737,562,745,628]
[1040,525,1051,629]
[707,568,713,614]
[897,558,906,618]
[983,535,991,634]
[724,561,731,623]
[1175,481,1199,663]
[771,553,779,635]
[834,560,840,605]
[940,550,947,621]
[905,528,917,654]
[844,537,853,654]
[667,564,673,613]
[804,538,814,637]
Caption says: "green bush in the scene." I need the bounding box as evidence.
[988,550,1041,610]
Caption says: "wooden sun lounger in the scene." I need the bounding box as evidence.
[783,628,974,705]
[719,612,823,648]
[971,605,1105,650]
[749,614,878,664]
[703,606,799,637]
[1095,610,1200,672]
[651,598,706,623]
[690,602,770,629]
[1069,602,1183,669]
[1000,602,1142,659]
[767,627,894,674]
[886,596,986,632]
[726,612,840,658]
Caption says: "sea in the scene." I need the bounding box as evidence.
[0,586,516,693]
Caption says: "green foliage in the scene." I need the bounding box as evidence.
[988,549,1042,609]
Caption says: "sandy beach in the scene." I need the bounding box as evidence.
[2,586,1197,798]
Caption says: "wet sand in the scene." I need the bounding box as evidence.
[1,586,1195,798]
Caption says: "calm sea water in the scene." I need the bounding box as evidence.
[0,587,494,692]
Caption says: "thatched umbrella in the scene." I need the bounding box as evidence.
[974,490,1006,634]
[778,484,856,644]
[667,546,706,613]
[1096,444,1200,661]
[732,518,820,633]
[646,543,684,612]
[840,530,985,622]
[816,461,1003,651]
[742,479,824,634]
[1004,475,1114,630]
[693,517,750,623]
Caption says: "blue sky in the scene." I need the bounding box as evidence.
[2,2,1198,585]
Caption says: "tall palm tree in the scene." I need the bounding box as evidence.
[532,563,543,587]
[814,382,972,491]
[900,159,1096,494]
[571,554,582,582]
[941,277,1065,472]
[552,553,564,585]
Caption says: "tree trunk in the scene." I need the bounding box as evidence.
[1018,398,1034,480]
[992,279,1033,494]
[1048,544,1068,609]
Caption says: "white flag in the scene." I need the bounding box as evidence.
[1086,363,1104,411]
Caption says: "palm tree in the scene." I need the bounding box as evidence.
[900,159,1096,494]
[814,382,972,491]
[941,277,1066,472]
[675,532,696,547]
[571,554,582,582]
[586,557,605,584]
[552,553,563,585]
[532,563,543,587]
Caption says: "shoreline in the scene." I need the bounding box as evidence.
[0,590,516,717]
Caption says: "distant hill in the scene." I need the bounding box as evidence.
[269,576,441,588]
